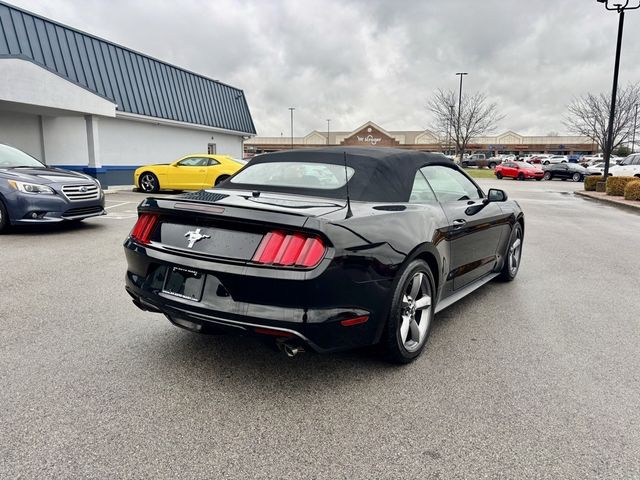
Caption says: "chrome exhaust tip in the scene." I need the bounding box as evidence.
[278,340,305,358]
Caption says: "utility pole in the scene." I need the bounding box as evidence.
[289,107,295,149]
[327,119,331,145]
[633,104,638,153]
[596,0,640,178]
[447,104,454,155]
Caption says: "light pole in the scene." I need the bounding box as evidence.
[289,107,295,149]
[447,104,455,155]
[633,104,638,153]
[327,119,331,145]
[596,0,640,179]
[455,72,468,159]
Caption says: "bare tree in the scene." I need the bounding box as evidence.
[564,83,640,154]
[427,89,504,158]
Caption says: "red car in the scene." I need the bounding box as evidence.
[495,161,544,181]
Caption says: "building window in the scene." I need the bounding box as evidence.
[208,143,217,154]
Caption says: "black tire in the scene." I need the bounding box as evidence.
[572,172,582,182]
[0,199,10,233]
[383,260,435,364]
[544,161,550,165]
[139,172,160,193]
[215,175,230,186]
[489,162,497,169]
[498,222,523,282]
[496,172,503,179]
[517,173,525,181]
[543,171,552,181]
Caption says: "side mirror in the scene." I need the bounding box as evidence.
[488,188,508,202]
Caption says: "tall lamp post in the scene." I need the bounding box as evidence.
[327,119,331,145]
[596,0,640,179]
[289,107,295,149]
[632,104,638,153]
[447,104,455,155]
[455,72,468,160]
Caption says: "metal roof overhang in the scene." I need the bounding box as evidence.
[0,57,116,117]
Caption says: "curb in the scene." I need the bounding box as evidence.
[575,190,640,213]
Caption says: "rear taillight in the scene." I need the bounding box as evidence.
[252,231,326,268]
[130,213,159,244]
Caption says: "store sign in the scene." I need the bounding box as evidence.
[341,125,400,147]
[356,134,383,145]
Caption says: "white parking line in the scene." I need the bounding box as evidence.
[104,201,132,210]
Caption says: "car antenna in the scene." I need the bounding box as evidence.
[343,151,353,219]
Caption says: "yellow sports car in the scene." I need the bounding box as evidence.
[134,154,246,193]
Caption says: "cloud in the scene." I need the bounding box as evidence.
[9,0,640,136]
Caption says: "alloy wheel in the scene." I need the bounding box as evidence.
[140,174,156,192]
[572,173,581,182]
[399,272,432,352]
[508,229,522,276]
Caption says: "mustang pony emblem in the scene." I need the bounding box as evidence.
[184,228,210,248]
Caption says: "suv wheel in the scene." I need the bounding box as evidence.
[0,199,9,233]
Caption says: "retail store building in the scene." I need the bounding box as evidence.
[0,1,255,186]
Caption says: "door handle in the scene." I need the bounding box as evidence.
[452,219,467,229]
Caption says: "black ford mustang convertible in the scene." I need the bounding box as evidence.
[124,147,524,363]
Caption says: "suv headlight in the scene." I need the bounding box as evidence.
[8,180,55,195]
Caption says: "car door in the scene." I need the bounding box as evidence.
[503,162,517,178]
[171,156,210,189]
[422,165,510,290]
[201,157,221,188]
[554,164,568,178]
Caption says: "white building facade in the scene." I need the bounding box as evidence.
[0,2,255,186]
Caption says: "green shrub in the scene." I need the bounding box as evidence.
[606,176,637,196]
[624,180,640,201]
[584,175,603,191]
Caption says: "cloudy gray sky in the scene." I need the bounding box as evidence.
[8,0,640,136]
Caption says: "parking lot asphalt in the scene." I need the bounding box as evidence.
[2,179,639,479]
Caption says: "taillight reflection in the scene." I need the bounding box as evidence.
[130,213,159,244]
[252,231,326,268]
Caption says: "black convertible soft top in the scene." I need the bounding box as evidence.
[226,147,455,202]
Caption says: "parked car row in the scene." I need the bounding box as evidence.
[494,161,590,182]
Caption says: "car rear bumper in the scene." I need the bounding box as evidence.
[123,240,394,352]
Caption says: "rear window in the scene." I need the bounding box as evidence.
[230,162,354,190]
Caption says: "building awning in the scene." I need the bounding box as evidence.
[0,57,117,117]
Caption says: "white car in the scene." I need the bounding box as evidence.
[609,154,640,177]
[581,153,622,165]
[586,162,607,175]
[542,155,568,165]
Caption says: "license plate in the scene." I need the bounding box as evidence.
[162,267,205,301]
